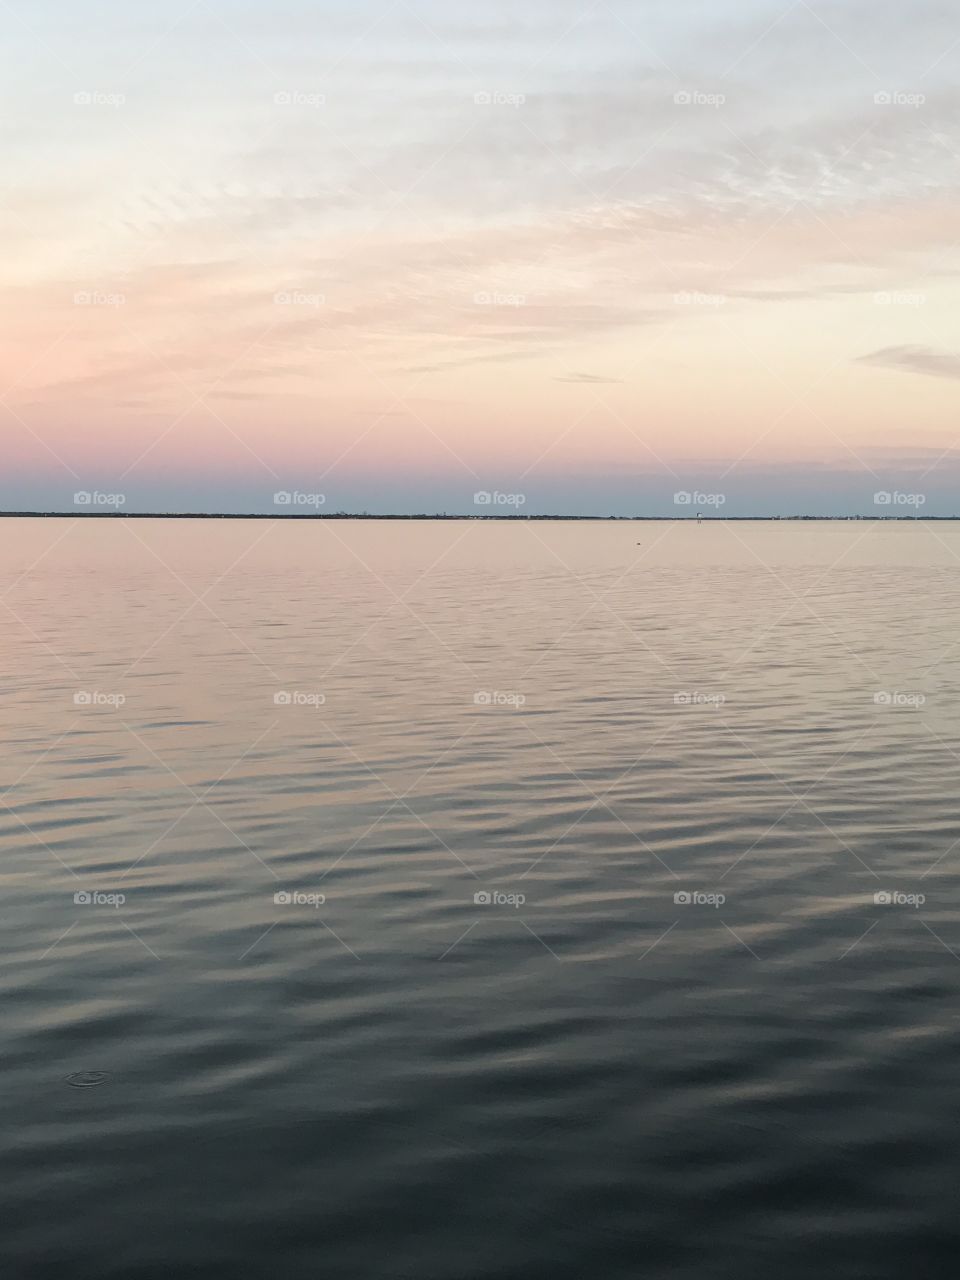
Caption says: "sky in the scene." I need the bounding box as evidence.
[3,0,960,515]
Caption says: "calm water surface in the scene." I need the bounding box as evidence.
[4,518,960,1278]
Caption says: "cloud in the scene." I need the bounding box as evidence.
[554,372,624,384]
[856,345,960,381]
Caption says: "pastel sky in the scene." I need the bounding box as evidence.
[3,0,960,514]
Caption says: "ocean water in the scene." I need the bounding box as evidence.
[3,517,960,1279]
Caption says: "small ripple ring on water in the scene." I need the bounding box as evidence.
[64,1071,111,1089]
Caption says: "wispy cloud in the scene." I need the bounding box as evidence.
[857,345,960,381]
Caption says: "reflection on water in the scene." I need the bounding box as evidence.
[3,518,960,1278]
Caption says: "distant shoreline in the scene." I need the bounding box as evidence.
[0,512,949,522]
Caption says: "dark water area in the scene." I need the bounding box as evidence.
[3,519,960,1278]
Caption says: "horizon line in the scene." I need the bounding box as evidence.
[0,512,945,522]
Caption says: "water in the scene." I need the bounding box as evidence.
[3,517,960,1278]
